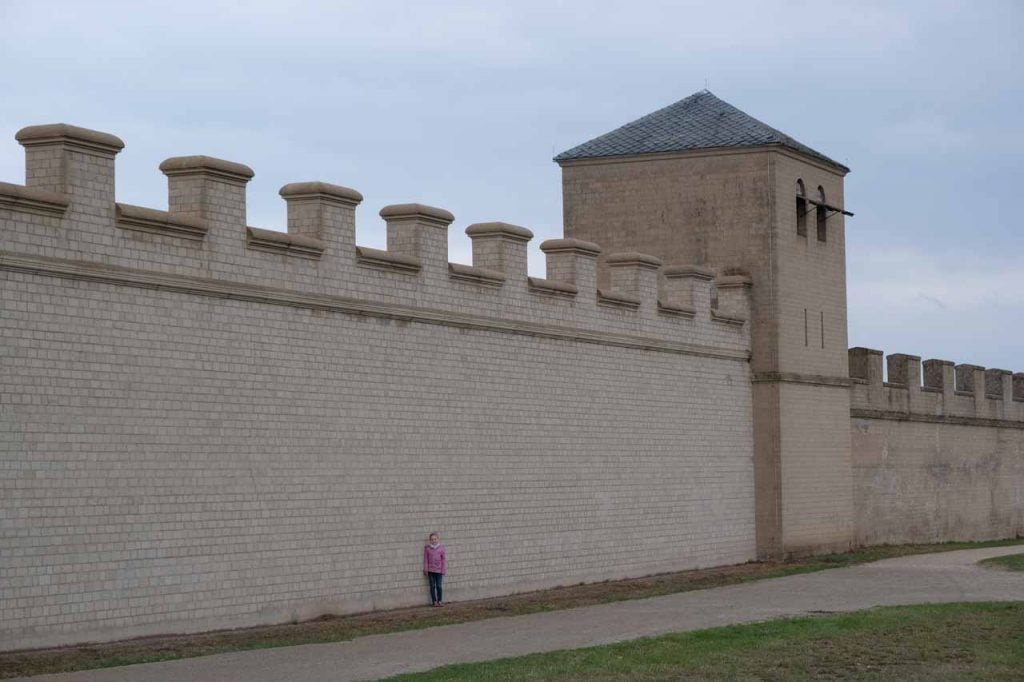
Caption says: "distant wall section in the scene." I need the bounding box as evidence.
[849,348,1024,545]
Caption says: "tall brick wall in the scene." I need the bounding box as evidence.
[848,348,1024,545]
[3,120,1020,654]
[0,125,756,650]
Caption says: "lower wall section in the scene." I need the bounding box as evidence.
[851,416,1024,546]
[0,270,756,651]
[778,383,855,555]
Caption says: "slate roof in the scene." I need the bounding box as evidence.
[554,90,848,171]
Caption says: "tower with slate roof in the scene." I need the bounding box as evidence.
[556,90,855,558]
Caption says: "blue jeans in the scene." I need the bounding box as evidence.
[427,572,443,604]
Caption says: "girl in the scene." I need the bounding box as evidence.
[422,532,446,606]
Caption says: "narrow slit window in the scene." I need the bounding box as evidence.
[804,308,808,346]
[816,186,827,242]
[796,180,807,237]
[820,311,825,348]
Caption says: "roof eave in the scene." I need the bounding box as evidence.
[555,143,850,175]
[774,145,850,175]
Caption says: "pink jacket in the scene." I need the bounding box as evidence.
[423,543,446,574]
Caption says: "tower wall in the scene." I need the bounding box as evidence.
[562,151,773,364]
[562,146,854,557]
[768,153,854,554]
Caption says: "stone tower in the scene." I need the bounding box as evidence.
[556,90,854,558]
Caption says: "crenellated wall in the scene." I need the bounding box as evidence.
[0,124,755,650]
[0,125,752,352]
[848,348,1024,545]
[3,120,1019,654]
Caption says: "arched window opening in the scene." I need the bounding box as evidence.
[816,186,827,242]
[796,180,807,237]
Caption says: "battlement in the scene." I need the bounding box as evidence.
[849,347,1024,425]
[0,123,750,359]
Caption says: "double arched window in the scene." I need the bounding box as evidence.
[795,180,828,243]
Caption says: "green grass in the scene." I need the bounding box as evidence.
[980,552,1024,572]
[391,602,1024,681]
[3,538,1021,679]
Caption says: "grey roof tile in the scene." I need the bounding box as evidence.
[554,90,847,171]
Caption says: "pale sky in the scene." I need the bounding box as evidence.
[1,0,1021,371]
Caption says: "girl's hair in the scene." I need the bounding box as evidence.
[428,531,439,538]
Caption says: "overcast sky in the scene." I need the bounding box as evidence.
[1,0,1021,371]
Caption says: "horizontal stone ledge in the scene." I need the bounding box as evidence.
[711,310,747,326]
[851,408,1024,430]
[663,264,715,280]
[753,372,852,387]
[246,227,325,259]
[527,276,577,297]
[116,203,207,241]
[0,181,69,217]
[448,263,505,286]
[596,289,641,309]
[0,251,752,362]
[355,246,421,273]
[657,300,696,317]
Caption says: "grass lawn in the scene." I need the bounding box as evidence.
[391,602,1024,681]
[980,552,1024,572]
[2,538,1021,679]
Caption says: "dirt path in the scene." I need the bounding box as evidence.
[17,546,1024,682]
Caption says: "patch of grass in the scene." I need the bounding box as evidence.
[2,537,1021,679]
[390,602,1024,681]
[981,552,1024,572]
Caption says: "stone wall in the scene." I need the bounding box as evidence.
[849,348,1024,545]
[0,125,756,650]
[4,121,1020,654]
